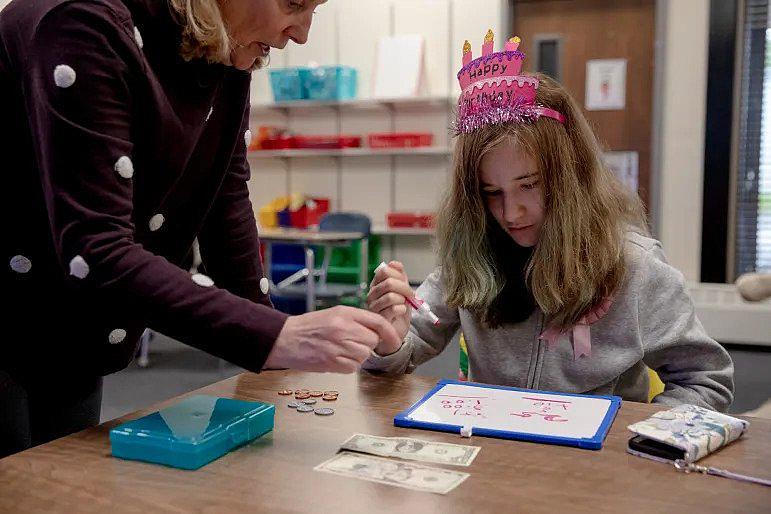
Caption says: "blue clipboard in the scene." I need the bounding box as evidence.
[394,380,621,450]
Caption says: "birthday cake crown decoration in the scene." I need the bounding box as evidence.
[454,30,565,135]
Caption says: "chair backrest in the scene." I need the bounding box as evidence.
[319,212,371,236]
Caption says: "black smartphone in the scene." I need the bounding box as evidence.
[628,435,686,461]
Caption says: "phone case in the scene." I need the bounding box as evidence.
[627,404,749,463]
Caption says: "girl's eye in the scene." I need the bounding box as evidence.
[521,181,539,191]
[289,0,304,11]
[482,189,502,197]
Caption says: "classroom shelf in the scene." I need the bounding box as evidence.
[247,147,452,159]
[371,226,435,236]
[251,96,453,113]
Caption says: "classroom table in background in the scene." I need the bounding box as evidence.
[259,227,367,312]
[0,371,769,513]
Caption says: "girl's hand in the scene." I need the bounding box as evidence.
[367,261,413,355]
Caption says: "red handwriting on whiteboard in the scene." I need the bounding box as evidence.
[437,395,489,419]
[510,397,572,422]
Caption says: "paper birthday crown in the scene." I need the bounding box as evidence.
[454,30,565,135]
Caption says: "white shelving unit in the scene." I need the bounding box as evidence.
[251,96,453,114]
[371,226,435,237]
[248,147,451,159]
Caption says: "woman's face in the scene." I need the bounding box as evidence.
[219,0,327,70]
[479,140,545,248]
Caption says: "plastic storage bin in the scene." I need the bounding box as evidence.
[387,212,435,228]
[291,135,362,149]
[110,395,275,470]
[300,66,358,101]
[290,197,330,228]
[269,68,304,102]
[368,133,434,148]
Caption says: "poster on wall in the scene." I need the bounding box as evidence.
[585,59,627,111]
[603,151,639,193]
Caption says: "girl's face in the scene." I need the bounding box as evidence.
[220,0,327,70]
[479,140,545,248]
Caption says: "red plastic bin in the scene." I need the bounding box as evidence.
[368,133,434,148]
[386,212,435,229]
[259,136,293,150]
[291,136,361,149]
[290,198,330,228]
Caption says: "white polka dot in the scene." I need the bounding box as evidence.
[10,255,32,274]
[109,328,127,345]
[149,213,165,232]
[53,65,76,88]
[115,156,134,179]
[260,277,270,295]
[191,273,214,287]
[69,255,90,279]
[133,26,144,49]
[206,106,213,122]
[244,129,252,148]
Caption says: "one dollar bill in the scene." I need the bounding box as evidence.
[315,451,469,495]
[340,433,480,466]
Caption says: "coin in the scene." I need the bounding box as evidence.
[314,408,335,416]
[278,390,293,396]
[296,405,314,413]
[309,391,323,397]
[295,393,311,400]
[295,389,309,394]
[323,390,339,396]
[302,399,317,405]
[287,401,303,409]
[321,395,338,401]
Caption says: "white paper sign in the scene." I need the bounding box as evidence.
[585,59,627,110]
[604,151,639,192]
[406,383,612,439]
[373,35,424,98]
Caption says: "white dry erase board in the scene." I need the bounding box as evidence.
[394,380,621,450]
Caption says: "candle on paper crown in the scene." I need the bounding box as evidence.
[462,40,472,66]
[505,36,521,52]
[482,29,494,56]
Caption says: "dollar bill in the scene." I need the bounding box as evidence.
[340,433,480,466]
[314,451,469,494]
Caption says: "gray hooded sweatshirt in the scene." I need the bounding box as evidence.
[364,232,734,412]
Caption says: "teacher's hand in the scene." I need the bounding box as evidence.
[264,306,401,373]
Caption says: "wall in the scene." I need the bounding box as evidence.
[653,0,711,281]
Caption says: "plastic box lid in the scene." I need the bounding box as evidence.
[110,395,275,470]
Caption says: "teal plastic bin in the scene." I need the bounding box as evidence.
[300,66,358,101]
[110,395,274,470]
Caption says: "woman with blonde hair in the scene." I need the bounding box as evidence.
[0,0,398,457]
[366,34,734,411]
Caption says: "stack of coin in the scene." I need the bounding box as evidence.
[321,390,339,402]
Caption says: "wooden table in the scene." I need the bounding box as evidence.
[259,228,367,312]
[1,371,769,513]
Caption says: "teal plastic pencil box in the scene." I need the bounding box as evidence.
[110,395,274,470]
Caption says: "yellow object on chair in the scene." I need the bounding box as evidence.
[647,368,665,402]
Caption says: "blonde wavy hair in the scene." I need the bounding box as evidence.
[437,73,649,329]
[169,0,267,68]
